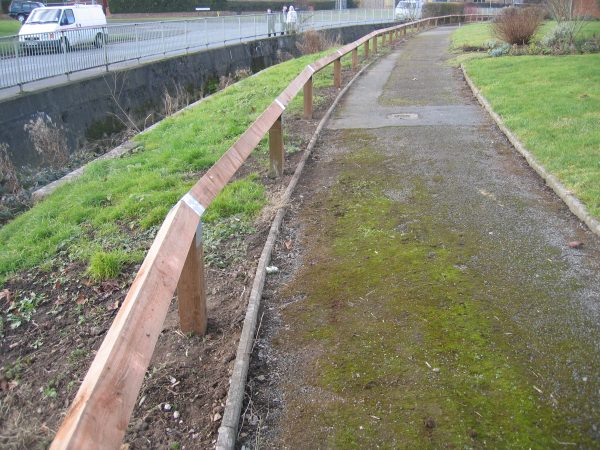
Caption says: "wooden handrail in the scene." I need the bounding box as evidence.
[50,14,491,449]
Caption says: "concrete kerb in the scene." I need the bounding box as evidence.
[461,65,600,238]
[215,57,378,450]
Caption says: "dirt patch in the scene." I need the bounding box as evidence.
[0,61,363,449]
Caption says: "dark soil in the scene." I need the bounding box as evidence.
[0,61,364,449]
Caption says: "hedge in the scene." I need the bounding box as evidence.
[422,2,464,18]
[2,0,10,14]
[108,0,343,13]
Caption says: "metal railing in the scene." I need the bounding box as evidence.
[0,9,398,91]
[47,14,491,450]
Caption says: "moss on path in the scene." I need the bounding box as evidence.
[253,28,600,449]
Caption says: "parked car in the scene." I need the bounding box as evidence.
[8,0,45,24]
[18,4,107,52]
[395,0,423,21]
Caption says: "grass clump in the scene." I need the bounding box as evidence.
[87,250,127,281]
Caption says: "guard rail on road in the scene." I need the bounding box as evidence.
[48,14,492,449]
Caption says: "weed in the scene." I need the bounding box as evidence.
[5,292,45,330]
[169,442,181,450]
[87,250,126,281]
[3,356,31,381]
[29,338,43,350]
[23,114,69,169]
[218,68,252,90]
[42,386,58,398]
[0,143,20,195]
[163,83,193,117]
[68,348,87,365]
[296,30,339,55]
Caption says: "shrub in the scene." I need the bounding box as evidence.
[422,2,464,18]
[492,7,544,45]
[489,43,511,57]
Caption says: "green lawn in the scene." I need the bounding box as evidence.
[451,21,600,50]
[0,48,346,284]
[0,19,20,37]
[464,54,600,219]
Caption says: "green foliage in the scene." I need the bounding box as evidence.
[87,250,127,281]
[4,292,45,330]
[464,54,600,218]
[43,386,58,398]
[422,2,463,18]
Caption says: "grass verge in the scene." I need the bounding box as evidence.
[463,54,600,218]
[451,21,600,51]
[0,48,343,285]
[0,19,20,38]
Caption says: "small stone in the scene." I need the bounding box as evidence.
[173,411,180,419]
[213,412,222,422]
[582,376,588,382]
[256,375,266,382]
[568,241,584,249]
[163,403,172,411]
[432,367,440,373]
[266,266,279,274]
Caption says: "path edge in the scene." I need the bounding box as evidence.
[461,65,600,238]
[215,58,376,450]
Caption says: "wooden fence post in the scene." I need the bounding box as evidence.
[351,48,358,70]
[269,115,284,177]
[381,32,386,46]
[177,224,208,335]
[373,35,378,53]
[303,76,313,119]
[334,58,341,89]
[364,40,370,58]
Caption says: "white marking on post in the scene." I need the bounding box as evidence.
[275,99,286,110]
[182,193,206,217]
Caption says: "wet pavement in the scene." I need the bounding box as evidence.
[248,27,600,448]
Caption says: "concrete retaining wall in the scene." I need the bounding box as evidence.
[0,23,393,167]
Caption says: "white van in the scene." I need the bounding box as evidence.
[18,4,107,51]
[395,0,423,21]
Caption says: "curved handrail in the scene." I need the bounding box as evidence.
[49,14,491,450]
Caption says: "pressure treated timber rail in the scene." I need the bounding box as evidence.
[49,14,491,449]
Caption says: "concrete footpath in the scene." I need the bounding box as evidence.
[248,27,600,448]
